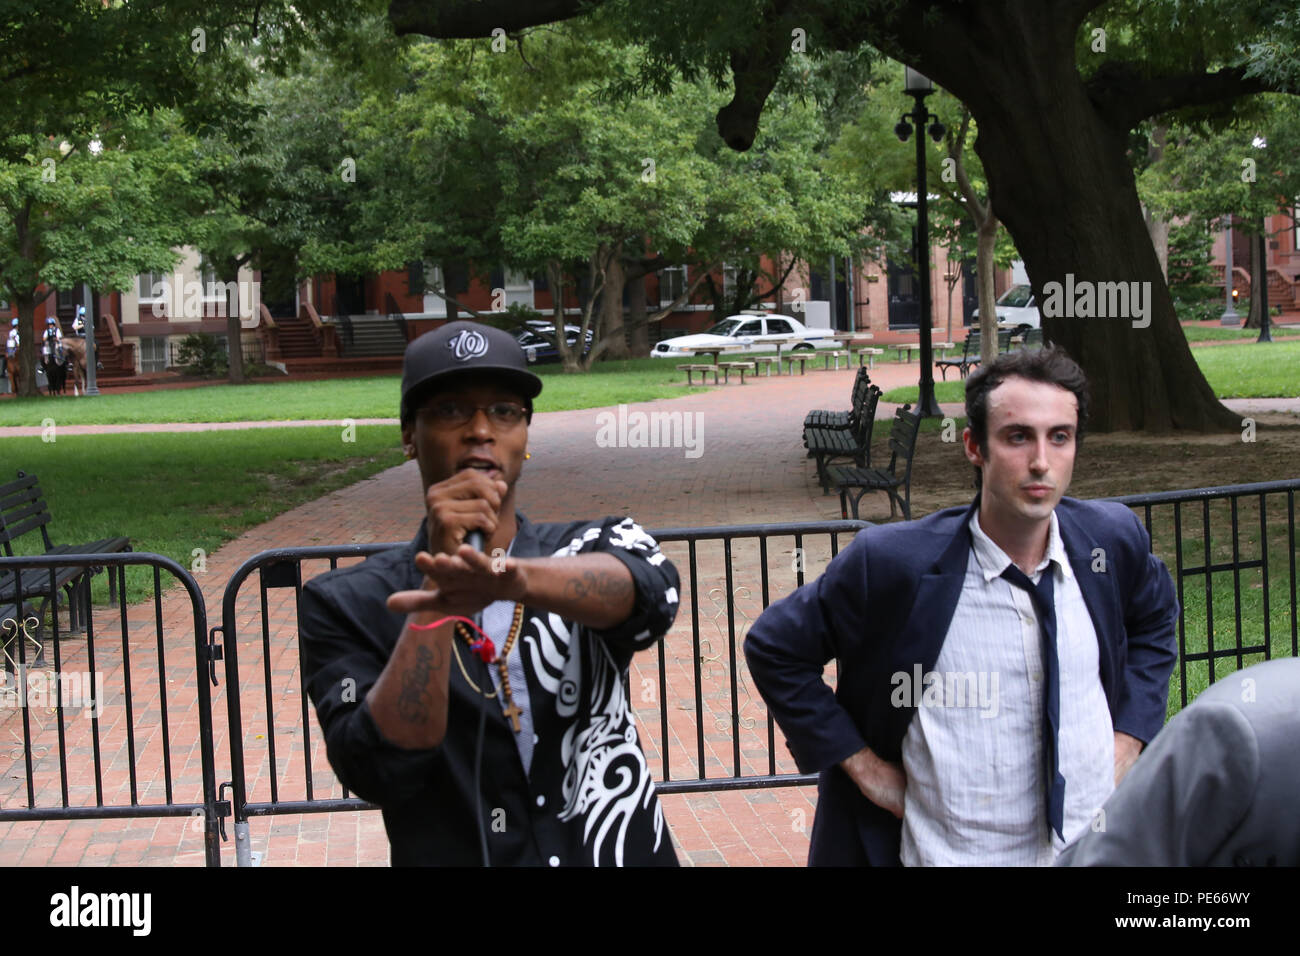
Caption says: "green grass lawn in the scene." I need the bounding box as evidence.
[2,427,404,605]
[1137,497,1299,716]
[0,358,707,427]
[1182,322,1300,342]
[883,339,1300,405]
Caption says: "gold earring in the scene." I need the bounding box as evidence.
[524,452,531,460]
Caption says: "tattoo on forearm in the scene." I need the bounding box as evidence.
[396,644,441,723]
[563,570,634,605]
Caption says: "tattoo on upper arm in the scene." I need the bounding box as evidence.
[563,569,634,605]
[396,644,442,723]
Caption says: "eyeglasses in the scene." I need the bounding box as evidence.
[421,400,527,429]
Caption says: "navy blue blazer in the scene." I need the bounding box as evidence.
[743,496,1180,866]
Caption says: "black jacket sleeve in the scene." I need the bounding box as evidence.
[743,534,871,774]
[298,575,443,806]
[551,516,681,655]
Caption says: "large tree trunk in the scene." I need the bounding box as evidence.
[598,250,630,360]
[14,295,39,397]
[221,261,246,384]
[546,259,582,373]
[946,15,1238,432]
[1244,220,1265,329]
[625,270,650,357]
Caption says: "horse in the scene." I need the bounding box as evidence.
[62,337,87,395]
[41,327,68,395]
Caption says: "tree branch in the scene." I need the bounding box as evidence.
[1089,63,1282,131]
[646,258,724,323]
[387,0,601,38]
[947,109,989,226]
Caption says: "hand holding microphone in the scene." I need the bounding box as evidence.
[387,469,523,616]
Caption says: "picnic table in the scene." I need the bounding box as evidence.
[828,331,883,369]
[691,344,746,364]
[760,336,800,375]
[894,341,956,363]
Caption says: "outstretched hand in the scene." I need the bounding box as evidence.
[386,545,527,619]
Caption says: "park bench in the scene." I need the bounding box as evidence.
[786,352,815,375]
[852,346,884,369]
[937,333,980,380]
[716,360,755,384]
[805,385,882,492]
[803,366,871,431]
[751,355,780,376]
[677,364,719,385]
[829,404,922,521]
[0,471,132,649]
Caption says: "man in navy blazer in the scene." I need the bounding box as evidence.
[745,347,1179,865]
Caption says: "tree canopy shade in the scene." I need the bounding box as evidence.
[390,0,1300,430]
[276,20,889,367]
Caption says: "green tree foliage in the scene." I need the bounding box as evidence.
[0,112,209,394]
[276,20,892,366]
[390,0,1300,429]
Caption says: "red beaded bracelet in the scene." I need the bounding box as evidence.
[408,615,496,662]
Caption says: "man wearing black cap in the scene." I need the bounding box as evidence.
[299,320,681,866]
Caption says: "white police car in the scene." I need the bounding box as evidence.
[651,313,836,357]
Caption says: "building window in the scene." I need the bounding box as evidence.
[722,263,741,305]
[421,264,447,317]
[139,272,168,301]
[660,265,687,306]
[139,336,169,373]
[502,267,533,309]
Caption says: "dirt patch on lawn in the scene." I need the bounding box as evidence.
[858,412,1300,521]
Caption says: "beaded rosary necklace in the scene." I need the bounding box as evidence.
[421,606,526,733]
[455,602,526,732]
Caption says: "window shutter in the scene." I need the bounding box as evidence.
[407,261,424,295]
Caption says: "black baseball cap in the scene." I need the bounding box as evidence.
[400,321,544,424]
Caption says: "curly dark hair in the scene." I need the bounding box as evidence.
[964,345,1090,489]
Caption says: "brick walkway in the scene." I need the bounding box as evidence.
[1,358,1293,867]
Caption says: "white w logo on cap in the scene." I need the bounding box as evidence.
[447,328,489,361]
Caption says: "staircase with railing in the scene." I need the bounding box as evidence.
[91,313,136,378]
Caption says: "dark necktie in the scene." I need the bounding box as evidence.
[1001,563,1066,841]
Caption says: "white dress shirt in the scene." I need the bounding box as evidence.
[899,510,1115,865]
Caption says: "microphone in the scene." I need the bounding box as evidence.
[466,530,485,553]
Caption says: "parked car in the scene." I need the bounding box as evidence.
[651,313,835,358]
[972,284,1040,333]
[514,322,594,363]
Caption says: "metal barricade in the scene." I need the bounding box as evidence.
[216,521,867,864]
[0,552,222,866]
[5,477,1297,866]
[1105,479,1300,710]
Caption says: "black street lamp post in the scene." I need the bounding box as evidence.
[895,67,945,417]
[1256,231,1272,343]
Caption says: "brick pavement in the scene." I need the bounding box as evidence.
[4,358,1289,867]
